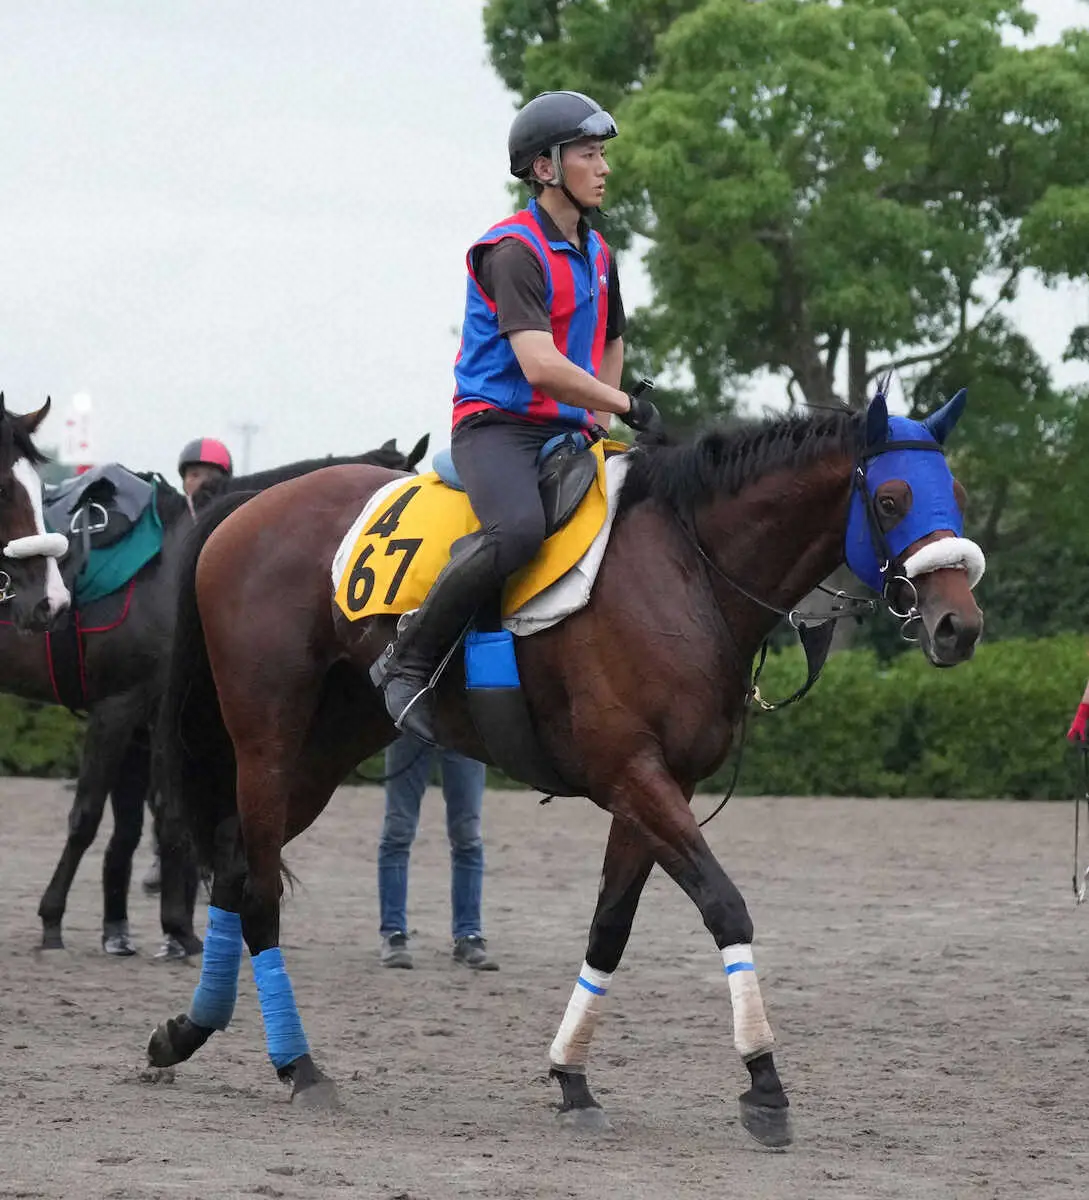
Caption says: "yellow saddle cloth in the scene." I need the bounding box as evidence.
[333,440,623,623]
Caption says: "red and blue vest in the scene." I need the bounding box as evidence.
[452,199,611,431]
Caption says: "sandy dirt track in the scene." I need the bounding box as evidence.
[1,779,1087,1199]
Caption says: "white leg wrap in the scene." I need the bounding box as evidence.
[723,944,774,1061]
[549,961,612,1072]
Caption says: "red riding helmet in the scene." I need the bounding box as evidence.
[178,437,233,478]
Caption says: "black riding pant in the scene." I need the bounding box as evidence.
[451,412,589,578]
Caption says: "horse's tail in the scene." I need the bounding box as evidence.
[158,491,256,879]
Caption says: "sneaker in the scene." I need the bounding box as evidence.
[452,935,498,971]
[380,932,413,969]
[102,921,137,956]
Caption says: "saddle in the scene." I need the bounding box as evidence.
[44,465,165,607]
[44,465,155,554]
[431,430,598,536]
[333,434,620,797]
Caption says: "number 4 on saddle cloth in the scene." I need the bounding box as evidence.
[331,436,631,794]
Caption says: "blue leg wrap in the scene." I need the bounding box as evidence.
[188,906,242,1031]
[252,947,310,1070]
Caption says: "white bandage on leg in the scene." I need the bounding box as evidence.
[549,961,612,1072]
[722,944,774,1061]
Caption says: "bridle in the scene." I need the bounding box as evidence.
[677,431,959,827]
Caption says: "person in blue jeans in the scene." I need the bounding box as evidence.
[378,733,498,971]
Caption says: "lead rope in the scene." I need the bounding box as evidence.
[1074,751,1089,905]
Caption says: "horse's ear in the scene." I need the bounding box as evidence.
[380,438,397,452]
[0,392,5,419]
[24,395,51,434]
[405,432,430,470]
[921,387,967,445]
[865,388,889,449]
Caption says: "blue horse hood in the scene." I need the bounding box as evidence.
[845,415,964,594]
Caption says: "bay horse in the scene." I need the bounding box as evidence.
[148,389,983,1146]
[0,419,428,956]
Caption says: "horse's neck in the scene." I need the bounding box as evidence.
[693,451,854,648]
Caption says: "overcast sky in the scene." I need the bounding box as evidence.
[2,0,1087,477]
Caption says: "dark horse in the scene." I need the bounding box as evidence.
[0,418,428,956]
[0,395,71,631]
[148,390,983,1145]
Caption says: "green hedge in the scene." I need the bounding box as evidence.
[3,635,1085,798]
[713,633,1088,800]
[0,695,85,777]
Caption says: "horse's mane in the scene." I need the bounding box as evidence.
[150,476,191,527]
[0,411,48,470]
[619,409,864,515]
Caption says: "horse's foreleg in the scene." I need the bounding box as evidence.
[101,732,149,954]
[616,757,791,1148]
[154,793,203,959]
[550,815,654,1130]
[38,702,134,949]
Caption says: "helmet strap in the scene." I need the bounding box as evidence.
[544,144,595,219]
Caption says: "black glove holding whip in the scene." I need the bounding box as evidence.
[617,379,666,444]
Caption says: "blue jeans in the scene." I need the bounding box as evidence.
[378,733,487,940]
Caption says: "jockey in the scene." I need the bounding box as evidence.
[371,89,663,742]
[177,437,233,500]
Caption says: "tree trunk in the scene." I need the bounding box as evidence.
[848,333,868,410]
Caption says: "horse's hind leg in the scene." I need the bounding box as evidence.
[236,671,393,1106]
[231,746,339,1108]
[38,698,136,950]
[148,815,246,1068]
[550,815,655,1131]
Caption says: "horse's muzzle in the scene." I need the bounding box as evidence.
[922,604,983,667]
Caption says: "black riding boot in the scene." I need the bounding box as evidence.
[369,533,502,743]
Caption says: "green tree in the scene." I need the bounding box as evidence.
[483,0,1089,414]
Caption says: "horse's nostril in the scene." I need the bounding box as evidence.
[935,613,959,644]
[934,610,980,654]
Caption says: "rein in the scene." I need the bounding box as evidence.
[683,441,939,828]
[1074,750,1089,905]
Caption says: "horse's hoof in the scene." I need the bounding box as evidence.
[147,1023,181,1069]
[738,1095,793,1148]
[292,1079,341,1110]
[557,1105,611,1133]
[138,1065,176,1085]
[40,925,64,951]
[147,1013,213,1068]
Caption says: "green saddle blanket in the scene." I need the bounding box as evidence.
[71,497,164,606]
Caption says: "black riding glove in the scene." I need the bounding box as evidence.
[617,380,665,442]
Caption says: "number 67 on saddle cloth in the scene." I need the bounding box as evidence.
[331,439,621,625]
